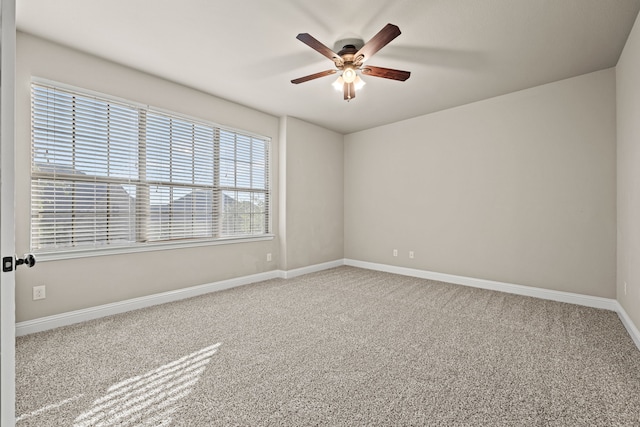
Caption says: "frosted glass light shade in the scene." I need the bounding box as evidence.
[342,67,357,83]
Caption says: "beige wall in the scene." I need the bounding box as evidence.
[617,12,640,330]
[345,69,617,298]
[15,33,281,321]
[279,117,344,270]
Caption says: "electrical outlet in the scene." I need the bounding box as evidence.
[266,253,272,262]
[393,249,398,257]
[33,285,46,301]
[409,251,414,259]
[624,281,628,296]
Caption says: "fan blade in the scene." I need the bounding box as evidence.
[361,65,411,81]
[354,23,401,63]
[296,33,344,66]
[344,82,355,100]
[291,69,337,84]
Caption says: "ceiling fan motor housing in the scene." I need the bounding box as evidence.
[333,38,364,53]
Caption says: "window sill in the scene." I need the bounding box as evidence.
[33,235,275,262]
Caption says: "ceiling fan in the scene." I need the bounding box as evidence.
[291,23,411,101]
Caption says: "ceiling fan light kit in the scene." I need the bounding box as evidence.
[291,23,411,102]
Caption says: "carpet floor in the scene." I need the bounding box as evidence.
[15,266,640,426]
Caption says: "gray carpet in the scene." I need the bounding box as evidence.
[16,266,640,426]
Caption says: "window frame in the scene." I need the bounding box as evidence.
[30,78,273,262]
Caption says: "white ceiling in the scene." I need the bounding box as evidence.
[16,0,640,134]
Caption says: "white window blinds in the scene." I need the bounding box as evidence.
[31,82,270,253]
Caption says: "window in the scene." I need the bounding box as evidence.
[31,82,270,255]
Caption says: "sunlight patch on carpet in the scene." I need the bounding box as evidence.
[17,394,84,422]
[72,343,221,427]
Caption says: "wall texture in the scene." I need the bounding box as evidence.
[279,117,344,271]
[617,12,640,330]
[15,33,281,321]
[345,69,617,298]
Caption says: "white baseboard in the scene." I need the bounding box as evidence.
[16,258,640,352]
[345,259,640,351]
[16,270,282,336]
[16,259,346,336]
[615,302,640,350]
[344,259,618,311]
[280,259,344,279]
